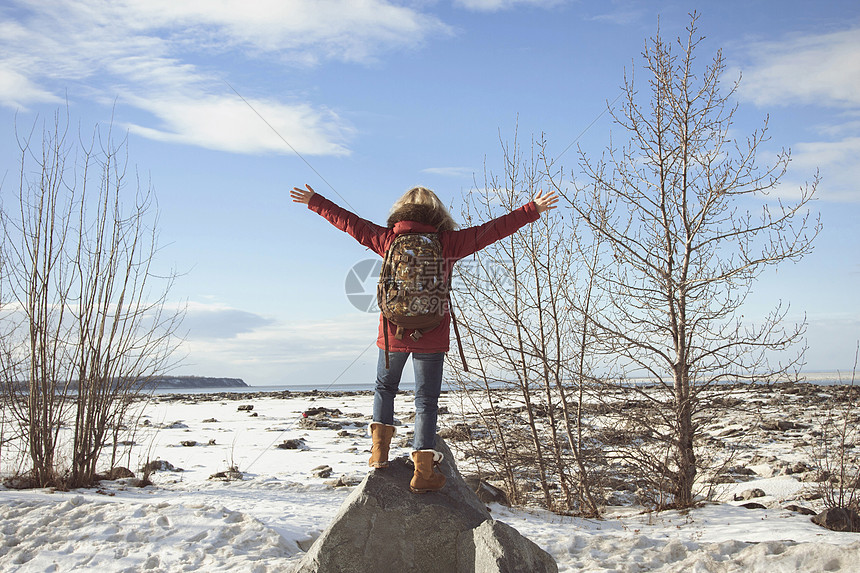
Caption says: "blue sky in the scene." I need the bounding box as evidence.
[1,0,858,386]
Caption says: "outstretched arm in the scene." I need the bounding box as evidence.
[444,189,559,260]
[290,184,316,205]
[289,183,389,255]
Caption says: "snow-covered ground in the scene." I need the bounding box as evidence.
[1,389,859,572]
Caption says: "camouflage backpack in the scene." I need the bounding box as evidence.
[378,233,448,333]
[377,233,468,370]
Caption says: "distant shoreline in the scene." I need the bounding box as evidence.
[149,374,856,400]
[146,376,248,391]
[150,383,374,398]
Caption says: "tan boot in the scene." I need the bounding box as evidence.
[410,450,446,493]
[368,422,396,468]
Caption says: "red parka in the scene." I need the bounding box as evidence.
[307,193,540,353]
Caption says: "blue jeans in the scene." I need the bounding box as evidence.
[373,349,444,451]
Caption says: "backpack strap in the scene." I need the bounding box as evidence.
[383,317,391,369]
[448,294,468,372]
[446,275,469,372]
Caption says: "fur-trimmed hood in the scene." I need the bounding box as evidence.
[387,203,453,231]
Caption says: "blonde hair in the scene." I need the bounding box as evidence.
[386,186,457,231]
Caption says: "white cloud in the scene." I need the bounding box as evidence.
[421,166,475,178]
[0,0,450,154]
[782,136,860,202]
[732,26,860,202]
[586,0,644,27]
[454,0,566,12]
[124,94,354,156]
[816,112,860,138]
[588,11,642,26]
[791,136,860,171]
[0,65,62,109]
[182,303,276,340]
[117,0,449,63]
[177,309,380,385]
[736,27,860,108]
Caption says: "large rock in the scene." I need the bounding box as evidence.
[811,507,860,532]
[293,438,557,573]
[460,519,558,573]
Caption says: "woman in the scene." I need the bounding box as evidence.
[290,183,558,493]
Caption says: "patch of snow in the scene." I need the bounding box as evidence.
[1,390,858,572]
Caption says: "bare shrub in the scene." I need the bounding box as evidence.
[810,346,860,519]
[449,131,603,516]
[0,109,182,488]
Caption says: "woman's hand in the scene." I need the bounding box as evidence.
[290,184,316,205]
[534,189,560,214]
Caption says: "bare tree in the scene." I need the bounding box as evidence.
[567,13,820,508]
[0,110,182,488]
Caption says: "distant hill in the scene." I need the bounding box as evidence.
[145,376,249,389]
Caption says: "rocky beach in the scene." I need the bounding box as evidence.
[1,381,859,571]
